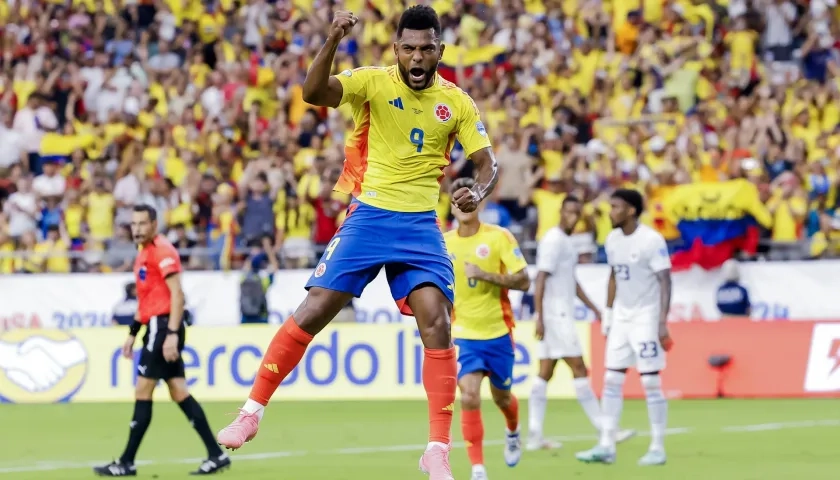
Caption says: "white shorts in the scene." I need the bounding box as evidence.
[605,319,666,373]
[537,313,583,360]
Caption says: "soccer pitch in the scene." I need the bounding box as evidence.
[1,399,837,479]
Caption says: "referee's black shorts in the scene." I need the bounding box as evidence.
[138,315,186,381]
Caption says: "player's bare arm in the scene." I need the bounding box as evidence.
[602,268,616,336]
[655,269,672,347]
[453,147,498,213]
[163,273,185,362]
[576,282,601,319]
[465,262,530,291]
[534,271,549,340]
[301,10,358,107]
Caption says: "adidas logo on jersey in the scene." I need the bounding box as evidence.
[388,97,404,110]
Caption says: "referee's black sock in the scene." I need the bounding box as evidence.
[119,400,153,464]
[178,395,223,457]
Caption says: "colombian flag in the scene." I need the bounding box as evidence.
[664,179,773,271]
[438,44,508,83]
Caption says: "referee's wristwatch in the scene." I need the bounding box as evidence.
[166,328,179,336]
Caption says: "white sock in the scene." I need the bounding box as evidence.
[528,377,548,438]
[641,374,667,452]
[472,464,486,473]
[242,399,265,420]
[598,370,625,451]
[426,441,448,451]
[573,377,602,432]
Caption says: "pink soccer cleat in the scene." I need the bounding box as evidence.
[216,410,260,450]
[418,443,455,480]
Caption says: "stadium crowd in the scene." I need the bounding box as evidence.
[1,0,840,274]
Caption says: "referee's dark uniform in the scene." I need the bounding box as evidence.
[95,207,231,477]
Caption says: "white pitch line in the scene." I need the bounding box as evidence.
[0,420,835,474]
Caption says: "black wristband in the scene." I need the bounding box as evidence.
[129,321,142,336]
[166,328,180,336]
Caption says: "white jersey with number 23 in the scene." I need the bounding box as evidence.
[605,224,671,322]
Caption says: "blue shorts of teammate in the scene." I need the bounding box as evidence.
[454,334,515,391]
[305,199,454,315]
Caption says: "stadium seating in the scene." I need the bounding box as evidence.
[0,0,838,273]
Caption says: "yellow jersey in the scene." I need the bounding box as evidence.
[445,224,528,340]
[334,66,491,213]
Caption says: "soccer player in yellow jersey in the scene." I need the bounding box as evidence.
[217,6,499,480]
[445,178,530,480]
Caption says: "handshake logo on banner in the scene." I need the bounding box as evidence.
[0,330,88,403]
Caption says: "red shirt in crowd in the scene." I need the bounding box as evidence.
[134,235,182,323]
[312,197,348,245]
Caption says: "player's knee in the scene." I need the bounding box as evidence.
[538,370,553,382]
[491,389,513,410]
[460,389,481,410]
[294,288,352,335]
[168,385,190,403]
[566,358,589,378]
[417,311,451,349]
[640,372,662,394]
[134,378,156,400]
[604,369,626,390]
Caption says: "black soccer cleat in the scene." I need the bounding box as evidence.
[190,453,231,475]
[93,460,137,476]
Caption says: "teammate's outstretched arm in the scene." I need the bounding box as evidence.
[465,263,530,291]
[452,147,498,213]
[302,10,358,108]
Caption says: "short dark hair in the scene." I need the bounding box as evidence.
[611,189,644,218]
[133,204,157,222]
[562,194,581,207]
[397,5,441,38]
[450,177,475,195]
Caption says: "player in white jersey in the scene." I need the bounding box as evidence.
[527,195,636,451]
[576,189,673,467]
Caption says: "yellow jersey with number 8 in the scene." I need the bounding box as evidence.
[445,224,529,340]
[334,66,491,213]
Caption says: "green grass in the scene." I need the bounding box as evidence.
[1,399,838,479]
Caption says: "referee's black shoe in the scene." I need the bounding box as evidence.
[190,453,231,475]
[93,460,137,476]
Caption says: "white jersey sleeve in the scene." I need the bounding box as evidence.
[606,225,669,320]
[536,227,578,320]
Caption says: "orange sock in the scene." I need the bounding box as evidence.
[249,318,313,405]
[461,409,484,466]
[423,347,457,444]
[500,394,520,432]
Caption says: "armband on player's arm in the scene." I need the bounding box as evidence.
[129,321,142,337]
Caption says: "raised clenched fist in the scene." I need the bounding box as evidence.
[330,11,358,40]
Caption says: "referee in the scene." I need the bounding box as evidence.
[95,205,231,477]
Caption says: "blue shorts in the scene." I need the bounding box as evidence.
[305,200,454,316]
[454,334,515,391]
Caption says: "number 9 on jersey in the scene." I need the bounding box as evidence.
[410,128,424,153]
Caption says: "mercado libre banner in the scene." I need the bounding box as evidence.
[1,262,840,330]
[0,324,588,404]
[590,321,840,398]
